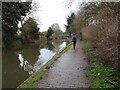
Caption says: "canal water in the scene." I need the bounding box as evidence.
[2,40,69,88]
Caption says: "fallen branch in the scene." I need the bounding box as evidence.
[105,79,115,85]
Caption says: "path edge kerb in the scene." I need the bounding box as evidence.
[17,42,72,88]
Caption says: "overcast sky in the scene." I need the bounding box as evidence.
[30,0,81,32]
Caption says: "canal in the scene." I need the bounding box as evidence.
[2,40,69,88]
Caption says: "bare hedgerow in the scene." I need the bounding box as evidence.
[78,2,119,70]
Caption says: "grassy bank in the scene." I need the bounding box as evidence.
[82,41,120,88]
[18,42,72,88]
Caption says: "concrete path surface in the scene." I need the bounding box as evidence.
[37,42,90,88]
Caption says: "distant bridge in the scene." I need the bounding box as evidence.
[58,35,71,39]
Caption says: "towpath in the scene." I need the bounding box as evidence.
[37,41,90,88]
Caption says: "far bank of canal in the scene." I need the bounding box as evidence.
[3,40,70,88]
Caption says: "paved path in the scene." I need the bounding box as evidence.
[37,42,90,88]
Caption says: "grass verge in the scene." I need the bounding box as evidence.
[82,40,120,88]
[18,42,72,88]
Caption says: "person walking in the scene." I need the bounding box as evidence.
[72,33,77,49]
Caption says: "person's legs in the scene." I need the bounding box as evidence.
[73,41,76,49]
[74,41,76,49]
[72,42,74,49]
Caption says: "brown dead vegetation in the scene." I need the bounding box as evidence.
[73,2,120,70]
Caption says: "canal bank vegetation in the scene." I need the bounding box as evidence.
[65,2,119,70]
[2,2,32,48]
[65,1,120,87]
[18,42,72,88]
[2,2,41,49]
[21,17,40,43]
[82,41,120,88]
[64,1,119,88]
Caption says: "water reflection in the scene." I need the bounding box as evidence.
[52,40,62,52]
[19,54,24,67]
[59,42,66,49]
[18,41,67,74]
[18,54,34,75]
[2,50,29,88]
[22,44,40,65]
[34,48,55,71]
[46,41,55,50]
[3,40,68,88]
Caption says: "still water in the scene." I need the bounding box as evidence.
[2,40,68,88]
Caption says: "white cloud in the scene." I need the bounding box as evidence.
[31,0,81,32]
